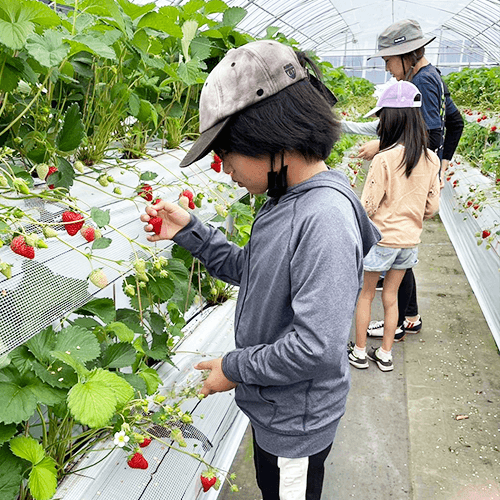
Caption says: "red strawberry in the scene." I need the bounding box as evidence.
[473,204,480,210]
[482,230,491,239]
[211,161,221,173]
[491,126,497,132]
[46,166,58,189]
[80,226,101,242]
[200,470,217,492]
[466,201,473,207]
[482,115,487,120]
[213,154,222,164]
[477,118,482,123]
[138,184,153,202]
[181,189,194,201]
[127,452,148,469]
[153,198,162,205]
[446,176,451,181]
[62,211,84,236]
[10,235,35,259]
[149,216,162,235]
[139,438,152,448]
[188,200,195,210]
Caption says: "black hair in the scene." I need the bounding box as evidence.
[212,52,340,162]
[376,107,430,177]
[400,47,426,81]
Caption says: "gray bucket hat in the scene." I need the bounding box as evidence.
[180,40,308,168]
[368,19,436,60]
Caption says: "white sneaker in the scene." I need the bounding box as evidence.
[367,320,404,341]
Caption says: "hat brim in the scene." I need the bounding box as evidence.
[179,117,230,168]
[363,106,382,119]
[367,35,436,60]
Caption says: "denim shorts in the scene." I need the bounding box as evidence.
[363,244,419,272]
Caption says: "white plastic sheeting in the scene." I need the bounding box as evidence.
[440,164,500,348]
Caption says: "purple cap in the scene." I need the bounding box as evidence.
[364,81,422,118]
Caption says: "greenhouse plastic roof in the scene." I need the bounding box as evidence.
[157,0,500,64]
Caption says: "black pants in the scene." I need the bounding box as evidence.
[252,431,332,500]
[398,268,419,326]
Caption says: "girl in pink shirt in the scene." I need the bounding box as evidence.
[349,81,440,371]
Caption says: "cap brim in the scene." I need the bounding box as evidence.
[367,35,436,60]
[179,117,230,168]
[363,106,382,118]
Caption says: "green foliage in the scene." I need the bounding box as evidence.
[444,67,500,112]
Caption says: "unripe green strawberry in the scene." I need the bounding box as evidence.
[13,178,30,195]
[107,175,114,182]
[0,174,7,187]
[74,160,85,173]
[113,187,122,195]
[133,259,146,273]
[215,204,227,218]
[89,268,108,288]
[25,233,39,247]
[124,283,135,296]
[43,226,58,238]
[36,163,50,180]
[0,261,12,279]
[98,174,109,187]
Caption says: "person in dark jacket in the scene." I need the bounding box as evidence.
[141,40,380,500]
[356,19,464,340]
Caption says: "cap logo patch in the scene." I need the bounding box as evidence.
[394,36,406,44]
[284,63,296,79]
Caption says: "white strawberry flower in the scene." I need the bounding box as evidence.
[114,431,130,448]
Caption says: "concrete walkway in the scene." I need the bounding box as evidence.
[219,214,500,500]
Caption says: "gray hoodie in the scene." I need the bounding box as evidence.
[173,169,381,458]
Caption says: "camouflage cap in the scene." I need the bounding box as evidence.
[179,40,308,168]
[368,19,436,60]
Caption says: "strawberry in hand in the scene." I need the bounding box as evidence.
[149,217,163,235]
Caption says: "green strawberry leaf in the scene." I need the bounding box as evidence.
[75,298,115,323]
[138,367,162,395]
[166,258,190,281]
[26,30,69,68]
[148,275,175,302]
[190,36,212,61]
[53,156,75,189]
[90,369,134,407]
[28,456,57,500]
[65,33,117,59]
[116,309,146,335]
[146,312,166,335]
[177,59,205,86]
[204,0,228,15]
[56,103,85,152]
[31,359,77,389]
[139,171,157,181]
[100,343,136,369]
[116,0,155,21]
[27,380,66,407]
[137,10,183,38]
[67,377,116,428]
[53,325,100,363]
[104,322,135,343]
[119,373,147,396]
[25,327,56,364]
[10,435,44,464]
[0,443,25,500]
[50,351,89,380]
[91,237,112,250]
[0,424,17,446]
[90,207,110,228]
[222,7,247,27]
[70,317,102,329]
[0,382,37,424]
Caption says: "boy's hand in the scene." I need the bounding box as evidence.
[141,200,191,241]
[194,358,238,397]
[357,139,380,161]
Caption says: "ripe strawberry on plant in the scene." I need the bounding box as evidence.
[149,216,162,235]
[127,452,148,469]
[88,268,108,288]
[491,126,497,132]
[200,470,217,492]
[482,230,491,239]
[211,161,221,173]
[138,183,153,201]
[139,438,152,448]
[45,166,58,189]
[62,211,84,236]
[10,235,35,259]
[80,226,101,242]
[473,204,480,210]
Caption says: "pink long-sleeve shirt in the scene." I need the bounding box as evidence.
[361,145,441,248]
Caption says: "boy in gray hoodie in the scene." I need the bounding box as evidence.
[142,40,380,500]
